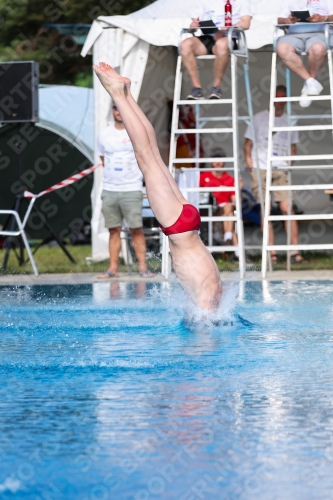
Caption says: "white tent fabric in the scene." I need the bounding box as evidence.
[81,0,280,56]
[82,0,282,262]
[87,28,151,262]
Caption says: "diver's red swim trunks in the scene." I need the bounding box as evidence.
[160,204,201,236]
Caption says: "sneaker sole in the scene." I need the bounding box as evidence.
[208,95,222,100]
[187,96,205,100]
[307,85,324,95]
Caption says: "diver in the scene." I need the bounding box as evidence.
[93,63,222,312]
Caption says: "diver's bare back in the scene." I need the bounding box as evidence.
[168,232,222,311]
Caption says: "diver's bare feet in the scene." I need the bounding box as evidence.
[93,62,131,95]
[100,62,131,85]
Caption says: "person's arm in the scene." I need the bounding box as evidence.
[291,143,297,165]
[234,15,252,30]
[277,0,299,24]
[190,17,200,28]
[277,14,300,24]
[229,176,243,203]
[190,0,203,28]
[225,175,237,203]
[308,13,333,22]
[97,130,105,167]
[233,0,252,30]
[199,173,205,187]
[290,127,298,165]
[244,138,254,169]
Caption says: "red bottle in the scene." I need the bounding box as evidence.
[225,0,232,27]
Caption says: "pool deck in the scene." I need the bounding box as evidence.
[0,270,333,285]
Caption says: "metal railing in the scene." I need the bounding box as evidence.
[0,197,39,276]
[262,23,333,277]
[162,27,260,279]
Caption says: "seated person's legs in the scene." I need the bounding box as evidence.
[306,39,327,78]
[211,37,230,99]
[180,34,228,100]
[180,36,209,100]
[277,36,309,79]
[277,35,324,107]
[213,202,235,245]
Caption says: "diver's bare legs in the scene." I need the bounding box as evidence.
[125,90,188,205]
[93,62,182,228]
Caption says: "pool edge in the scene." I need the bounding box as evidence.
[0,270,333,285]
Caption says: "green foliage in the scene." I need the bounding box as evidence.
[74,70,93,88]
[0,0,155,85]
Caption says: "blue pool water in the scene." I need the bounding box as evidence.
[1,280,333,499]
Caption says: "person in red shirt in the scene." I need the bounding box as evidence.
[200,147,243,251]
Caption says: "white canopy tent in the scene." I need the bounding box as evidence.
[82,0,333,261]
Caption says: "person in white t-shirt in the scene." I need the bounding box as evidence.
[277,0,333,107]
[180,0,252,100]
[244,85,306,264]
[97,103,153,278]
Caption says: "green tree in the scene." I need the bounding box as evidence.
[0,0,155,86]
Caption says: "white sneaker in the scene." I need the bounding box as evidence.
[299,78,323,108]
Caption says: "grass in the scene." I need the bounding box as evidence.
[0,245,134,275]
[1,245,333,275]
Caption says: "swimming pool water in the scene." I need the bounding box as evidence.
[1,280,333,499]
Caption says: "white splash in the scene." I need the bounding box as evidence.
[149,274,240,327]
[0,477,22,493]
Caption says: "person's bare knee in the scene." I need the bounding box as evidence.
[135,147,155,171]
[109,227,121,237]
[223,203,234,216]
[181,37,205,58]
[130,227,144,237]
[308,43,326,60]
[180,38,194,58]
[213,38,229,58]
[277,42,295,60]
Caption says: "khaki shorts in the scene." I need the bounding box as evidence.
[250,170,292,204]
[101,190,143,228]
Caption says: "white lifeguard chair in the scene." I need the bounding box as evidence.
[262,23,333,277]
[162,27,262,280]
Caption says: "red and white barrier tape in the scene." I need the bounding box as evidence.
[24,164,102,199]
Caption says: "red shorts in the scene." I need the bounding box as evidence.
[160,204,201,236]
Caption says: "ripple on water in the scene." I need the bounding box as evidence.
[1,281,333,499]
